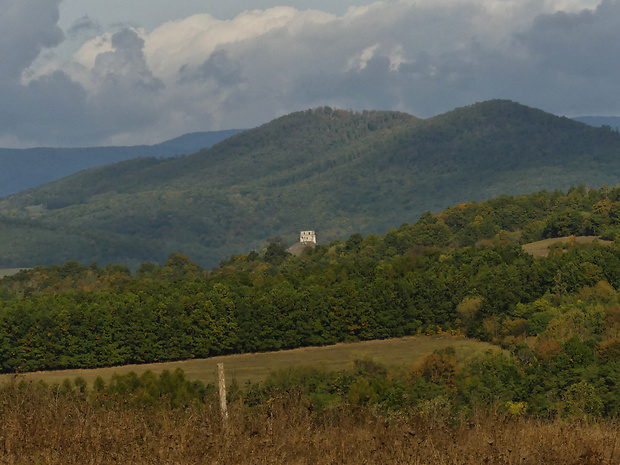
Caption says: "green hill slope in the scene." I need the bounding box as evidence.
[2,100,620,268]
[0,129,244,197]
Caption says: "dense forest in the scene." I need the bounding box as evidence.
[3,100,620,269]
[4,186,620,419]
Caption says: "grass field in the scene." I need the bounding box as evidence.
[0,334,498,387]
[522,235,611,257]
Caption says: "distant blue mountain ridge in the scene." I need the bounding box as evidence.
[573,116,620,130]
[0,129,245,198]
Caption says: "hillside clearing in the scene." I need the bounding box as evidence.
[522,235,612,257]
[0,268,29,278]
[0,334,498,387]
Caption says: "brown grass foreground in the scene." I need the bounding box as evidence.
[0,383,617,465]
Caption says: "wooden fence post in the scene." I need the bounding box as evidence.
[217,363,229,424]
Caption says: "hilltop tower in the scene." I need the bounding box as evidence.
[300,230,316,244]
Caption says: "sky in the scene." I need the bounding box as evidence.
[0,0,615,148]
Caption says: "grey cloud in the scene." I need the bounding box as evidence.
[94,29,151,77]
[0,71,91,147]
[0,24,166,147]
[518,1,620,77]
[92,28,164,94]
[196,3,493,121]
[67,15,102,38]
[0,0,64,80]
[88,29,165,137]
[267,0,620,119]
[293,56,397,110]
[0,1,92,147]
[7,1,620,148]
[178,50,243,86]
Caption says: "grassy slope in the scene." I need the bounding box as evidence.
[522,235,613,257]
[0,335,498,387]
[3,100,620,269]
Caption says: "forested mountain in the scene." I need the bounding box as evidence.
[2,100,620,269]
[0,129,244,197]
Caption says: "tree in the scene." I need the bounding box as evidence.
[543,209,585,238]
[264,241,290,265]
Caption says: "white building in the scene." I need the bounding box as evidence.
[300,230,317,244]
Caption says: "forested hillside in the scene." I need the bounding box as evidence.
[2,100,620,269]
[4,175,620,465]
[4,186,620,418]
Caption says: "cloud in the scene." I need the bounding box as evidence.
[504,0,620,114]
[0,0,64,81]
[178,50,243,86]
[519,0,620,77]
[0,1,86,146]
[92,28,161,87]
[4,0,620,147]
[67,15,102,38]
[143,8,334,81]
[74,28,166,144]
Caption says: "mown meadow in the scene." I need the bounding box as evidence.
[0,334,495,387]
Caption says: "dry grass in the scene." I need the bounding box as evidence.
[0,335,498,387]
[522,236,611,258]
[0,383,617,464]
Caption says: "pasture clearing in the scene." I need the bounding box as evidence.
[0,334,498,387]
[522,235,612,257]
